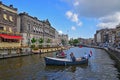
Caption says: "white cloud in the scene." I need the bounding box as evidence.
[66,11,78,23]
[65,0,120,18]
[71,26,76,30]
[77,22,82,26]
[66,11,82,26]
[97,12,120,28]
[74,1,79,6]
[58,30,63,34]
[71,13,78,23]
[66,11,73,19]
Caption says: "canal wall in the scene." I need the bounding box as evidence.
[88,45,120,78]
[103,48,120,64]
[0,46,69,59]
[87,45,120,67]
[103,48,120,79]
[93,46,120,64]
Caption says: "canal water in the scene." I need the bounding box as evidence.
[0,47,119,80]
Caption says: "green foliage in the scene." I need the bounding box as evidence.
[31,44,35,48]
[38,38,44,48]
[38,38,44,44]
[69,40,73,45]
[31,38,37,44]
[69,39,79,46]
[61,39,66,46]
[46,38,51,47]
[73,39,79,44]
[47,38,51,43]
[38,44,43,48]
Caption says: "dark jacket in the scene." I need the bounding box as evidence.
[71,56,76,62]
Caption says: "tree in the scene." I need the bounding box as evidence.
[38,38,44,48]
[31,38,37,48]
[46,38,51,47]
[73,39,79,46]
[31,38,37,44]
[61,39,66,46]
[69,40,73,46]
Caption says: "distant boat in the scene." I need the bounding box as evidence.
[32,50,40,54]
[44,57,88,66]
[79,45,83,48]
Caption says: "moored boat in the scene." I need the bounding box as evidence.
[32,50,40,54]
[44,57,88,66]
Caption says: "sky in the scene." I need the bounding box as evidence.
[1,0,120,39]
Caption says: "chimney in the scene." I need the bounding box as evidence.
[9,5,13,8]
[0,1,2,4]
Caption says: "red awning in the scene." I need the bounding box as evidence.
[0,34,23,40]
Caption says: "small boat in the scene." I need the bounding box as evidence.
[56,54,67,58]
[44,57,88,66]
[56,51,66,58]
[32,50,40,54]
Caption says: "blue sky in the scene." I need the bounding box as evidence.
[1,0,120,39]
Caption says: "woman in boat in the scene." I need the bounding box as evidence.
[61,50,65,56]
[70,52,81,62]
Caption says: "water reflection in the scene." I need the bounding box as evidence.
[0,47,119,80]
[44,63,88,73]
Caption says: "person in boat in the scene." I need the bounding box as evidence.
[56,50,60,55]
[70,52,81,62]
[82,52,89,59]
[61,50,65,56]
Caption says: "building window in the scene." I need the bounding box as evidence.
[3,14,8,20]
[3,27,6,31]
[0,27,3,30]
[9,16,13,22]
[9,27,12,32]
[118,32,120,37]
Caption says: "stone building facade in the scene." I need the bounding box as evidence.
[42,19,55,45]
[115,25,120,45]
[18,12,56,47]
[0,2,22,54]
[58,34,68,46]
[0,1,68,51]
[94,28,116,46]
[0,2,17,32]
[18,12,43,47]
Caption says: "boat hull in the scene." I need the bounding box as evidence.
[44,57,88,66]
